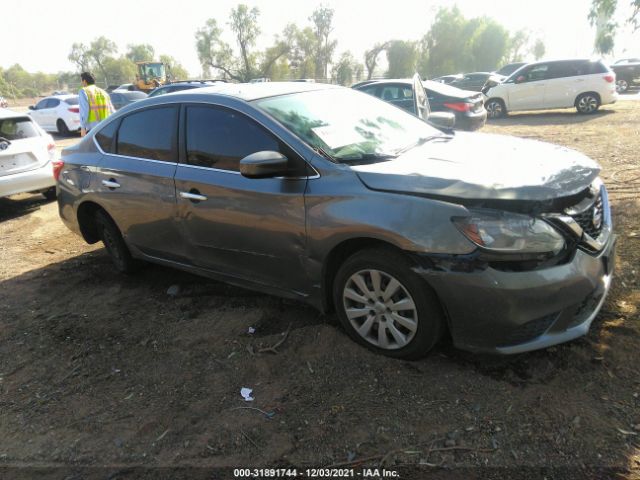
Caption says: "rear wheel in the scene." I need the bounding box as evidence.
[95,210,137,273]
[56,119,70,136]
[575,93,600,114]
[333,248,444,359]
[485,98,506,119]
[42,187,56,201]
[616,79,629,93]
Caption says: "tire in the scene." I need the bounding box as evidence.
[575,93,600,114]
[95,210,137,274]
[616,79,629,93]
[485,98,506,119]
[333,248,445,359]
[56,119,70,136]
[42,187,57,201]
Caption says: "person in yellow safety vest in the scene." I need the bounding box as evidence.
[78,71,114,137]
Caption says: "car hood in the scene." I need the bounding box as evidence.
[352,132,600,201]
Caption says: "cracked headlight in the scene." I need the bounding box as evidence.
[452,209,565,255]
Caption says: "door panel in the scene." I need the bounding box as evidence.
[176,104,309,293]
[95,106,185,261]
[507,64,550,111]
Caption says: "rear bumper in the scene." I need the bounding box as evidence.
[418,235,616,354]
[601,89,618,105]
[0,161,55,197]
[455,110,487,131]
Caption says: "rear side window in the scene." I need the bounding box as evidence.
[64,97,79,105]
[0,117,39,140]
[47,99,61,108]
[575,61,609,75]
[116,107,177,161]
[95,120,119,153]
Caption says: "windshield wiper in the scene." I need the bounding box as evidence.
[394,135,453,156]
[313,146,335,161]
[336,152,397,164]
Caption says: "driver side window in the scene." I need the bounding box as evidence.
[524,64,549,82]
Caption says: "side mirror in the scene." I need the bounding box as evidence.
[240,151,289,179]
[427,112,456,130]
[28,105,35,110]
[515,75,526,84]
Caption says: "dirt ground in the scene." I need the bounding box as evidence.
[1,101,639,480]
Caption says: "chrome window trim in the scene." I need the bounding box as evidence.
[93,99,320,179]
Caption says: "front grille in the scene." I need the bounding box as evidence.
[570,194,603,239]
[498,313,558,347]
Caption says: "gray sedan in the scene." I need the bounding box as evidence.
[56,83,615,358]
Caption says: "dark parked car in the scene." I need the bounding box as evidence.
[610,59,640,93]
[353,79,487,131]
[109,91,148,110]
[432,74,463,85]
[494,62,527,77]
[147,81,222,98]
[57,82,615,359]
[449,72,505,91]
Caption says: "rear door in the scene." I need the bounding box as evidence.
[544,61,580,108]
[42,98,60,129]
[94,106,186,262]
[174,104,309,292]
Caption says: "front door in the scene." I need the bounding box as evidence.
[174,104,309,293]
[507,63,550,111]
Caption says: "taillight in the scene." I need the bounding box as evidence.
[603,74,615,83]
[444,102,472,112]
[52,159,64,181]
[68,106,79,113]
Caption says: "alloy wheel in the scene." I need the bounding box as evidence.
[577,95,598,113]
[342,269,418,350]
[486,100,503,118]
[616,79,628,93]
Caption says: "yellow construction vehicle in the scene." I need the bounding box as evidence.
[134,61,169,92]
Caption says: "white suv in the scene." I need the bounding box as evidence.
[484,59,617,118]
[0,109,58,199]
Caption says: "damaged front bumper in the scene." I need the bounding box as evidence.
[415,231,616,355]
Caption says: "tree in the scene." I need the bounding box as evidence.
[310,5,337,81]
[87,36,118,85]
[386,41,417,78]
[195,18,240,81]
[228,4,261,80]
[364,42,389,80]
[196,6,292,82]
[102,57,137,86]
[126,44,155,63]
[68,43,92,72]
[159,55,189,80]
[332,51,362,85]
[532,39,546,60]
[589,0,640,53]
[508,30,530,62]
[469,18,510,71]
[284,24,316,79]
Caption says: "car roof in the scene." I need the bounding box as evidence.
[163,81,340,101]
[47,94,78,101]
[0,109,32,119]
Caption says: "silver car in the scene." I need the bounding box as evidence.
[56,82,615,359]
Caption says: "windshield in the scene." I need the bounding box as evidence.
[0,117,40,140]
[255,89,441,162]
[143,63,165,78]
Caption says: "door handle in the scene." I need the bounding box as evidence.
[179,190,208,202]
[102,179,121,189]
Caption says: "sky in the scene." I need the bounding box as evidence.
[1,0,638,76]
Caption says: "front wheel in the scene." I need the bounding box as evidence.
[333,248,445,359]
[485,99,506,119]
[576,93,600,114]
[95,210,138,273]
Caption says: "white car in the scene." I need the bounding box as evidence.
[483,59,617,118]
[28,94,81,135]
[113,83,134,92]
[0,109,58,199]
